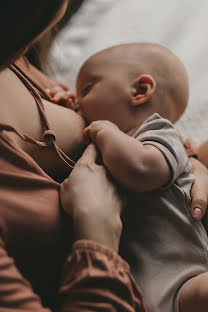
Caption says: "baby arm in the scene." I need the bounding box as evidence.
[84,120,170,192]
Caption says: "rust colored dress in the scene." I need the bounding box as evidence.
[0,58,147,311]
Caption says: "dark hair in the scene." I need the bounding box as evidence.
[0,0,65,68]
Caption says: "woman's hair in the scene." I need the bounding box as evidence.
[0,0,65,68]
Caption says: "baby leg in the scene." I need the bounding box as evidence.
[179,272,208,312]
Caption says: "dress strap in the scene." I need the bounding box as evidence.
[11,60,51,102]
[10,63,53,133]
[2,63,76,169]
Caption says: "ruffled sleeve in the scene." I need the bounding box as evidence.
[0,237,147,311]
[60,240,147,311]
[133,113,191,189]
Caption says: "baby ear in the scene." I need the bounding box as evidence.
[130,74,156,106]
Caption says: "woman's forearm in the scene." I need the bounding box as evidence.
[198,141,208,169]
[60,144,147,311]
[190,157,208,221]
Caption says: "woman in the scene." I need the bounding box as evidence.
[0,1,207,311]
[0,1,148,311]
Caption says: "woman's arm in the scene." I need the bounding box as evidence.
[60,144,147,311]
[0,144,147,311]
[60,144,123,252]
[178,138,208,221]
[190,157,208,223]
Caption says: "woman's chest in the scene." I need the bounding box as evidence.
[0,67,86,180]
[1,184,62,243]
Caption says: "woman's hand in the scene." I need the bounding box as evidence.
[60,144,125,252]
[190,157,208,221]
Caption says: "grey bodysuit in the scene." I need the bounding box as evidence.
[119,113,208,312]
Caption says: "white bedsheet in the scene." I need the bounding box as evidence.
[45,0,208,145]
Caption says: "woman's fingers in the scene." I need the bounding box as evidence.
[77,143,98,165]
[190,157,208,221]
[191,190,207,221]
[60,143,125,251]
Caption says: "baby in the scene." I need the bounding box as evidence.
[75,43,208,312]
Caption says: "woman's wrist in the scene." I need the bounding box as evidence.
[73,210,122,253]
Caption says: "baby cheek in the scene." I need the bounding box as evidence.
[81,95,100,123]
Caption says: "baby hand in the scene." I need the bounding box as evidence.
[45,85,76,109]
[84,120,119,144]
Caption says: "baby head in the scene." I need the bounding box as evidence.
[76,43,189,132]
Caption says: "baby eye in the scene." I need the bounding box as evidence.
[82,82,94,97]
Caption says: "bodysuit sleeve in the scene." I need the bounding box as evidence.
[0,237,147,311]
[133,113,191,189]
